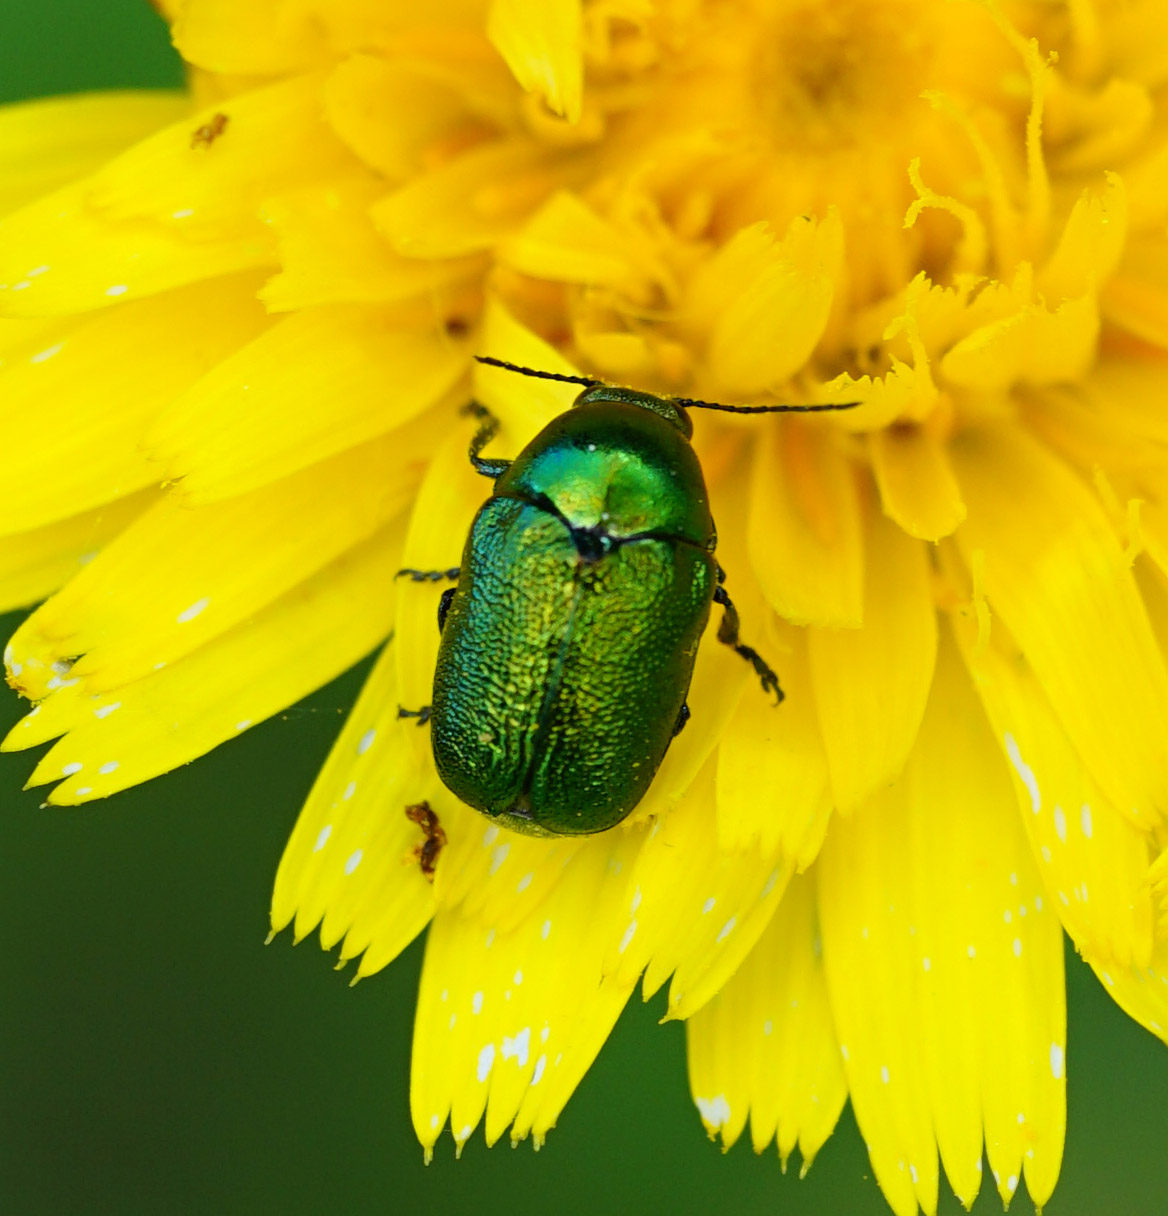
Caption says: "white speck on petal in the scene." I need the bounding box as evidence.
[62,762,83,776]
[540,919,551,940]
[967,945,976,958]
[176,596,209,623]
[30,343,63,364]
[715,917,736,944]
[235,719,251,732]
[1004,909,1013,924]
[98,761,119,775]
[172,208,194,219]
[76,786,92,796]
[313,825,332,852]
[516,872,533,893]
[531,1054,547,1085]
[342,781,356,801]
[484,929,496,949]
[1080,803,1093,838]
[501,1026,530,1067]
[1053,804,1067,842]
[1006,1174,1018,1195]
[630,886,643,913]
[476,1043,495,1083]
[1034,895,1043,911]
[357,728,376,755]
[1041,845,1052,863]
[695,1095,731,1129]
[881,1065,890,1084]
[513,969,523,985]
[489,843,510,875]
[482,825,499,847]
[27,264,49,277]
[761,867,780,898]
[840,1044,850,1061]
[344,849,363,875]
[1050,1042,1064,1079]
[1003,733,1040,811]
[105,284,129,297]
[618,920,637,954]
[430,1114,439,1131]
[922,957,932,972]
[472,991,484,1015]
[1013,938,1023,958]
[94,702,121,720]
[909,1164,919,1184]
[701,897,716,915]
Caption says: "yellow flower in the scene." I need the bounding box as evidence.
[4,1,1168,1211]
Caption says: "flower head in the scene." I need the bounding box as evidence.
[4,2,1168,1212]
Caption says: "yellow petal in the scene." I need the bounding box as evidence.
[686,872,846,1169]
[260,176,485,311]
[1101,234,1168,349]
[394,426,494,726]
[272,640,436,974]
[818,632,1066,1215]
[498,190,661,292]
[715,618,832,866]
[487,0,583,123]
[1092,941,1168,1046]
[606,761,793,1023]
[322,53,491,183]
[940,293,1099,389]
[372,140,571,259]
[952,613,1155,970]
[748,421,863,628]
[16,520,404,804]
[0,91,189,217]
[951,424,1168,826]
[173,0,333,75]
[808,507,937,814]
[1037,172,1127,301]
[7,429,427,700]
[410,831,639,1155]
[148,309,468,502]
[0,492,154,615]
[0,273,270,533]
[0,75,356,317]
[685,214,843,396]
[870,423,967,542]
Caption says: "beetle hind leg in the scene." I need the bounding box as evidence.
[397,705,432,726]
[712,583,784,705]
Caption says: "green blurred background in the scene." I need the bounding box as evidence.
[0,3,1165,1213]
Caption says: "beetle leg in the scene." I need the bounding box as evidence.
[673,700,691,737]
[463,401,512,479]
[395,566,460,582]
[397,705,432,726]
[712,583,785,705]
[437,586,456,631]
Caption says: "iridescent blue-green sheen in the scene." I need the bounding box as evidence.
[430,391,717,835]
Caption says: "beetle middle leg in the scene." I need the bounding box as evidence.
[395,566,460,582]
[713,568,784,704]
[463,402,512,479]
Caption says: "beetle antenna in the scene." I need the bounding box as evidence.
[671,396,860,414]
[475,355,601,388]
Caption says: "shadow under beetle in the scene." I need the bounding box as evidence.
[398,357,858,837]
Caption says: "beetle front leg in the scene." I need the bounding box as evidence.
[713,574,784,705]
[463,402,512,479]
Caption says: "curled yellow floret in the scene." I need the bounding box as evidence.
[3,3,1168,1212]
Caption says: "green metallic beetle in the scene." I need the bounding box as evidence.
[398,357,856,836]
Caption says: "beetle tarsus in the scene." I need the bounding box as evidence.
[463,401,512,479]
[405,800,446,881]
[673,701,691,737]
[713,584,785,705]
[396,566,460,582]
[397,704,432,726]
